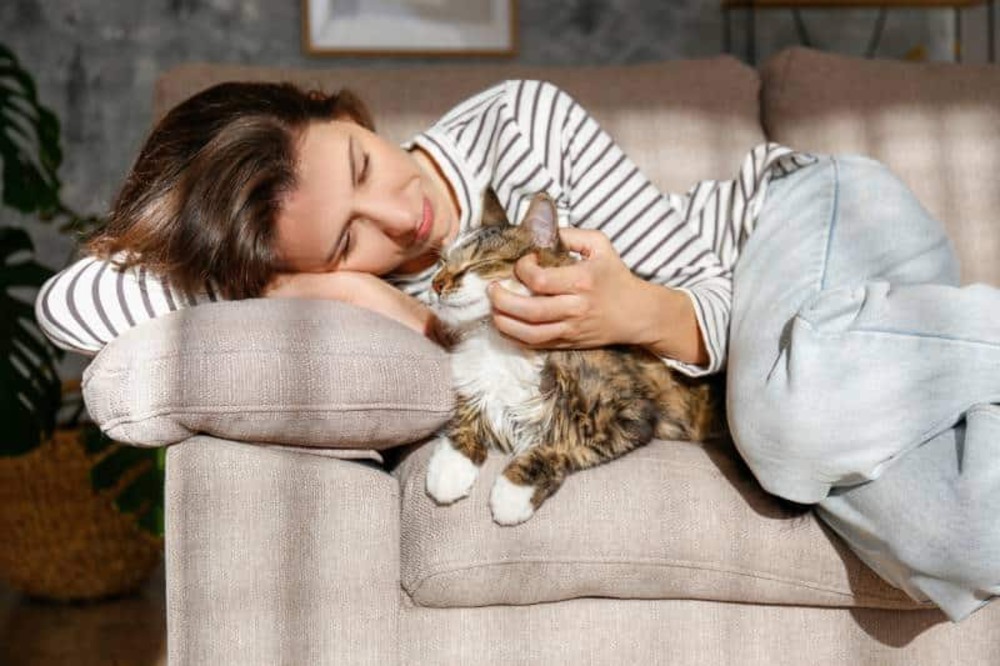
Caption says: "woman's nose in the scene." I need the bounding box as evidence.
[358,194,415,237]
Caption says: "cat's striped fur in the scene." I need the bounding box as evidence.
[425,189,727,525]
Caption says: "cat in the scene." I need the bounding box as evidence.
[425,189,727,526]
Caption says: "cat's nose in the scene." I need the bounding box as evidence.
[431,273,446,295]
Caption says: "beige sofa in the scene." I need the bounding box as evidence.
[81,47,1000,665]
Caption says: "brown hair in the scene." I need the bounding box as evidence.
[80,81,374,300]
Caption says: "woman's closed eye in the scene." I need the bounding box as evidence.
[341,225,354,260]
[325,221,355,269]
[358,151,370,184]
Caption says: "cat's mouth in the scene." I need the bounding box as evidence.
[437,293,480,308]
[431,289,492,330]
[435,291,488,312]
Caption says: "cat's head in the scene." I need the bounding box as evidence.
[430,189,573,331]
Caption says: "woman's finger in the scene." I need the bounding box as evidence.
[514,253,593,296]
[556,227,611,258]
[488,282,580,323]
[492,311,568,347]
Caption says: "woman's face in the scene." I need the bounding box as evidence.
[274,118,460,276]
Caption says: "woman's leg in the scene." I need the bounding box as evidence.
[728,154,1000,619]
[818,406,1000,621]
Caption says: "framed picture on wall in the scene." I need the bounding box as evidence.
[302,0,517,57]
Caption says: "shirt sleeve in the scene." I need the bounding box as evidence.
[664,142,819,269]
[34,253,223,357]
[500,79,733,376]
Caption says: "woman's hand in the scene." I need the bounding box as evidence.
[265,270,443,343]
[487,227,707,365]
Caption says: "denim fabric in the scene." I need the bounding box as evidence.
[728,154,1000,621]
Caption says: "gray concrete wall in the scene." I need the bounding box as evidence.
[1,0,994,378]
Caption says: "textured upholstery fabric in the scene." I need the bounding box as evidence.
[394,437,922,610]
[400,594,1000,666]
[82,299,453,449]
[166,438,401,666]
[761,46,1000,286]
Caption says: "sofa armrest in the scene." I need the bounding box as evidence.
[166,435,400,666]
[82,298,454,451]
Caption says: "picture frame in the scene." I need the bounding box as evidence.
[302,0,518,57]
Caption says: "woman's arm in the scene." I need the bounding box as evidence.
[472,80,730,374]
[35,254,217,357]
[264,271,444,344]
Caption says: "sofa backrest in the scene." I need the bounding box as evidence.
[762,47,1000,286]
[154,48,1000,286]
[153,57,764,198]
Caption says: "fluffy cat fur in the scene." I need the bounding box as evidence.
[425,189,727,525]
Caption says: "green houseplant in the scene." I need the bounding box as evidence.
[0,43,164,600]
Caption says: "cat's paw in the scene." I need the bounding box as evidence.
[425,437,479,505]
[490,475,536,526]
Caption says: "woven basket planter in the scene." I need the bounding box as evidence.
[0,427,163,601]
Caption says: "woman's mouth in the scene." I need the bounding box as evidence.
[415,197,433,245]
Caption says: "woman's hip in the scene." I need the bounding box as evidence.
[737,153,959,314]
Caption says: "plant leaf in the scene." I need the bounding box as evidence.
[0,46,62,215]
[0,374,43,456]
[0,258,53,288]
[0,223,61,454]
[85,433,165,537]
[0,226,33,259]
[81,423,114,455]
[114,466,161,515]
[90,445,151,491]
[138,504,164,536]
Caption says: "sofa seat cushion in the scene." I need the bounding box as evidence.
[395,438,928,610]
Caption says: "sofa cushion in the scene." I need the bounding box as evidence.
[155,56,765,196]
[82,299,453,449]
[761,46,1000,286]
[394,437,928,610]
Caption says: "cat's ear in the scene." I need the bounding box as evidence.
[522,193,560,250]
[480,188,511,228]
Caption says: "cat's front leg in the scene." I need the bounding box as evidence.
[425,396,493,505]
[490,447,570,526]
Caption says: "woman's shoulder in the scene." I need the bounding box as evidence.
[432,79,580,128]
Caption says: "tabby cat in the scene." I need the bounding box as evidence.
[425,189,726,525]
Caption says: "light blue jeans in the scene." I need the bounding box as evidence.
[728,154,1000,621]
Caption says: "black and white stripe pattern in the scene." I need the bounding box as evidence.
[34,253,217,357]
[36,80,816,372]
[397,80,816,376]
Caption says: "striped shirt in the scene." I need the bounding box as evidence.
[35,79,818,375]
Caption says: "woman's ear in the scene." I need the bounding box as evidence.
[522,193,559,250]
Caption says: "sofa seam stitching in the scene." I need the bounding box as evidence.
[405,558,922,606]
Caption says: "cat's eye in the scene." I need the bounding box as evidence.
[456,259,504,276]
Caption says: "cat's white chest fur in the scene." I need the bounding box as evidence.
[451,327,546,454]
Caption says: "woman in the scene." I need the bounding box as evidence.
[35,80,998,621]
[38,80,737,372]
